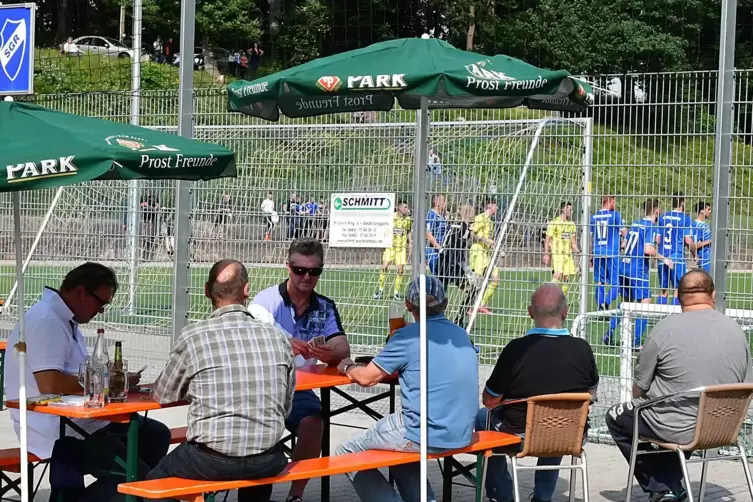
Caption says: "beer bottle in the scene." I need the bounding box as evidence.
[110,342,127,399]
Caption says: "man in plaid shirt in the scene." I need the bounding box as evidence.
[147,260,296,502]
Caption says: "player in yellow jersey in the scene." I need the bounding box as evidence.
[375,201,412,300]
[543,201,580,293]
[468,198,499,314]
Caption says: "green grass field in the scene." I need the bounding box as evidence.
[1,264,751,378]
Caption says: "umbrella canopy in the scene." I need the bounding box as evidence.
[0,101,236,192]
[227,37,593,120]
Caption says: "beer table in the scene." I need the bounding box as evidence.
[7,364,397,502]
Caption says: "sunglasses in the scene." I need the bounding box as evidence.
[86,288,111,308]
[289,265,324,277]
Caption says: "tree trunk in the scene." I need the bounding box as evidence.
[56,0,69,45]
[465,5,475,50]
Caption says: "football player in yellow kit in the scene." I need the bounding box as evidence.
[543,201,580,293]
[375,201,412,300]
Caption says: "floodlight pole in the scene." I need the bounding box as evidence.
[126,0,142,315]
[172,0,196,341]
[711,0,736,312]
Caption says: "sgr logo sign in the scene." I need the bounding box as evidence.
[332,195,392,211]
[0,4,35,95]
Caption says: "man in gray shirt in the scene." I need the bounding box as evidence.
[606,269,753,502]
[148,260,296,502]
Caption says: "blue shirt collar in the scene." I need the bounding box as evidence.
[525,327,570,337]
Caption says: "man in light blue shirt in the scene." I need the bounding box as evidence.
[335,276,479,502]
[693,201,712,273]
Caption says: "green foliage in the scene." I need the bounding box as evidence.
[276,0,331,66]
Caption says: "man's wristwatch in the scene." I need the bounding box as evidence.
[341,363,361,375]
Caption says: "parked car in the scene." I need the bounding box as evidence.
[172,47,205,70]
[72,36,136,58]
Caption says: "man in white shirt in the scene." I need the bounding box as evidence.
[261,192,276,241]
[4,263,170,501]
[62,37,82,56]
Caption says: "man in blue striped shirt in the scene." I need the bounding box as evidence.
[590,195,627,310]
[693,201,712,273]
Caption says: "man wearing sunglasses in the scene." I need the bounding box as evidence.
[4,262,171,501]
[251,237,351,502]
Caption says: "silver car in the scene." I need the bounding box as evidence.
[72,36,134,58]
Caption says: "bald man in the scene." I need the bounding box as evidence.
[149,260,296,502]
[476,284,599,502]
[606,269,753,502]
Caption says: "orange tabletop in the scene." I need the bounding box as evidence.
[0,340,7,351]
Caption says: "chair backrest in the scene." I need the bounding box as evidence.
[518,393,591,458]
[685,383,753,450]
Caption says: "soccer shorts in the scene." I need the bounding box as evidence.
[658,260,687,289]
[470,245,491,275]
[552,254,576,277]
[619,275,651,302]
[382,247,408,267]
[426,251,439,275]
[593,257,620,285]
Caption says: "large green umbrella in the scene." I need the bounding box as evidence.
[0,101,236,192]
[0,99,236,502]
[227,37,593,120]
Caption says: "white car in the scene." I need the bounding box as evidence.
[72,36,135,58]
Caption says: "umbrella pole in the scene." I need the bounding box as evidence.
[13,192,30,502]
[413,97,430,502]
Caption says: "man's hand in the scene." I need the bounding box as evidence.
[337,357,356,375]
[310,344,338,365]
[662,258,674,269]
[289,338,311,359]
[127,372,141,386]
[542,254,550,266]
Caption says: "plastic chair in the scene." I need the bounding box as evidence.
[478,393,592,502]
[626,383,753,502]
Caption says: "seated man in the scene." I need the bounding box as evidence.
[148,260,296,502]
[4,263,171,502]
[251,238,350,502]
[477,283,599,502]
[335,276,479,502]
[606,269,753,502]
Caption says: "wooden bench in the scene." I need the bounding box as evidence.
[118,431,520,502]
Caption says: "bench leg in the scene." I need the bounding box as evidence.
[321,388,330,502]
[475,453,486,502]
[442,457,454,502]
[0,349,5,411]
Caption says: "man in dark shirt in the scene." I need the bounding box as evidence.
[476,283,599,502]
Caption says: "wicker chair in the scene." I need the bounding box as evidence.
[626,383,753,502]
[478,393,592,502]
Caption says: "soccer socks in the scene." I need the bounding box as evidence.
[481,280,498,306]
[604,284,620,306]
[595,285,605,309]
[378,271,387,292]
[562,283,570,294]
[394,273,404,296]
[634,317,648,347]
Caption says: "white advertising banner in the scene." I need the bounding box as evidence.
[328,193,395,248]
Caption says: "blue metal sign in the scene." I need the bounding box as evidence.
[0,3,35,95]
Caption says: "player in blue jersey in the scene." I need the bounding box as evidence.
[590,195,627,311]
[657,193,696,305]
[603,198,672,347]
[693,201,712,273]
[425,194,448,275]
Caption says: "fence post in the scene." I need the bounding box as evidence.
[711,0,737,311]
[578,118,594,337]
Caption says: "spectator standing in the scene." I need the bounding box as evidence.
[606,269,752,502]
[251,238,351,502]
[477,283,599,502]
[227,50,236,76]
[304,197,320,238]
[163,38,173,64]
[62,37,82,56]
[153,37,163,63]
[214,193,232,236]
[239,52,249,79]
[249,42,263,77]
[148,260,295,502]
[336,276,479,502]
[140,192,160,260]
[261,192,276,241]
[4,263,170,501]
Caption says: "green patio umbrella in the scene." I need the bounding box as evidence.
[227,37,593,120]
[0,99,236,502]
[0,101,236,192]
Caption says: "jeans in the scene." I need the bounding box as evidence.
[335,412,445,502]
[146,441,288,502]
[605,401,687,494]
[49,415,171,502]
[476,408,562,502]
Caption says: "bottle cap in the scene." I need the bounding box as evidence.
[97,328,104,334]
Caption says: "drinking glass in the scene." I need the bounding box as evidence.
[82,359,105,408]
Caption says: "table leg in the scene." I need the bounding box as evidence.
[125,414,140,502]
[321,388,330,502]
[442,456,454,502]
[388,383,395,487]
[0,349,6,411]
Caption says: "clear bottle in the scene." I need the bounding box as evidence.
[92,328,110,403]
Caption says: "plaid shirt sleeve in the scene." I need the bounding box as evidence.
[153,332,191,404]
[284,358,296,418]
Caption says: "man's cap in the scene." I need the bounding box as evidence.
[406,275,446,307]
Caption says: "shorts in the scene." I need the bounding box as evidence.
[426,251,439,275]
[469,245,490,276]
[552,254,576,277]
[593,257,620,285]
[285,390,322,434]
[619,275,651,302]
[658,260,687,289]
[383,247,408,267]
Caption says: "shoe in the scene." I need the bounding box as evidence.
[597,302,609,311]
[393,293,402,301]
[602,334,614,345]
[264,234,271,241]
[648,491,678,502]
[477,306,492,315]
[676,488,688,502]
[373,290,383,300]
[286,496,304,502]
